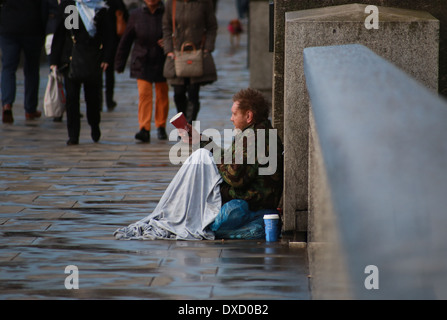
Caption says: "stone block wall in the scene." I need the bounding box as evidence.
[282,3,439,231]
[273,0,447,142]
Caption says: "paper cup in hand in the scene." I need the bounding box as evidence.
[170,112,189,133]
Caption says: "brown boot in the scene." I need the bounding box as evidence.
[2,104,13,123]
[25,110,42,120]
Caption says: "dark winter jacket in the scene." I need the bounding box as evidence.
[0,0,46,36]
[114,3,166,83]
[49,0,115,70]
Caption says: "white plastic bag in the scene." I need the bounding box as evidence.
[44,68,66,118]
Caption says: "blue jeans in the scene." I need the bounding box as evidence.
[0,34,42,113]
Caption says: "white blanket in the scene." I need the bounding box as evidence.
[114,149,222,240]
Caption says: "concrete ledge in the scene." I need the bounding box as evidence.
[305,44,447,299]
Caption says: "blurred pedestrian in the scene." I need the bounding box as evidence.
[43,0,65,122]
[50,0,114,145]
[235,0,248,20]
[0,0,46,123]
[43,0,61,59]
[162,0,217,124]
[104,0,128,111]
[115,0,169,143]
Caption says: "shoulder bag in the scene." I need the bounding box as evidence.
[163,0,204,78]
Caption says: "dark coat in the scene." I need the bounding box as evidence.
[114,3,166,83]
[49,0,115,70]
[42,0,60,35]
[0,0,46,36]
[162,0,217,85]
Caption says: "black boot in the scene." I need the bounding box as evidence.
[135,128,150,143]
[157,127,168,140]
[91,125,101,143]
[190,102,200,123]
[106,95,117,111]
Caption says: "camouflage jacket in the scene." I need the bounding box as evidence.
[202,120,283,211]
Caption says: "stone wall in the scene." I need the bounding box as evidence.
[273,0,447,142]
[282,3,439,231]
[249,0,273,92]
[305,44,447,299]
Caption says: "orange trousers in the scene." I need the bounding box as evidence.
[137,79,169,131]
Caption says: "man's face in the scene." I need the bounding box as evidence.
[230,101,250,130]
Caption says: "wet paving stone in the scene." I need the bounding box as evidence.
[0,0,310,301]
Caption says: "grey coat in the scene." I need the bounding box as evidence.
[162,0,217,85]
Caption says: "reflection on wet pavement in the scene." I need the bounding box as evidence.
[0,0,310,300]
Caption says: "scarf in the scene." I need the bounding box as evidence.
[75,0,108,37]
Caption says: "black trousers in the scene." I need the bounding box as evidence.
[104,59,115,105]
[173,79,200,123]
[64,72,102,142]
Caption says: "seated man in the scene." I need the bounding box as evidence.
[113,88,283,240]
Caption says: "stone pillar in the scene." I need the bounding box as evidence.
[249,0,273,93]
[273,0,447,143]
[282,3,439,231]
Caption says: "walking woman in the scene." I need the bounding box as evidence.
[115,0,169,143]
[50,0,114,145]
[162,0,217,124]
[0,0,45,123]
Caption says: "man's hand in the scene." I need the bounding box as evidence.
[179,123,201,144]
[101,62,109,71]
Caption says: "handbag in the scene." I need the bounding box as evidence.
[68,32,103,81]
[164,0,204,78]
[174,42,203,78]
[44,68,66,118]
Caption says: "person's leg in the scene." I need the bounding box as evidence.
[21,35,42,116]
[187,82,201,123]
[134,79,153,142]
[0,35,20,123]
[83,74,102,142]
[137,79,153,131]
[64,76,82,144]
[173,83,188,115]
[105,61,116,110]
[235,0,243,19]
[154,81,169,140]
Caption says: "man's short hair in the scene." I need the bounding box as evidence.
[233,88,270,123]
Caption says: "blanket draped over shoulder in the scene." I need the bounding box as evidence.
[114,149,222,240]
